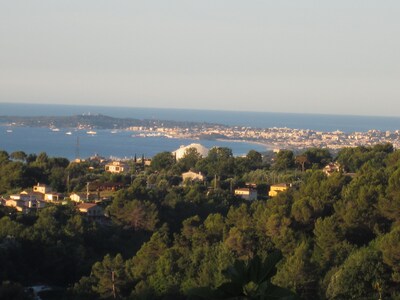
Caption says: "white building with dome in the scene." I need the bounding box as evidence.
[172,143,209,160]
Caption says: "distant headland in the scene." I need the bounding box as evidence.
[2,102,400,132]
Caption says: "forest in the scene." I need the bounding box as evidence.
[0,143,399,299]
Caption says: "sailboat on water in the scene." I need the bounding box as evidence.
[86,130,97,135]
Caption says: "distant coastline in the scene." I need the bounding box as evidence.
[2,111,400,151]
[2,102,400,132]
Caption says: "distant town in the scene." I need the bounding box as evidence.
[2,113,400,150]
[129,124,400,151]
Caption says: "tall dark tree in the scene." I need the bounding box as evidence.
[151,152,175,171]
[178,147,202,172]
[303,148,332,169]
[246,150,263,170]
[272,150,295,171]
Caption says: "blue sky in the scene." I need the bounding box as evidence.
[1,1,399,116]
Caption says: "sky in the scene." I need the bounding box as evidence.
[1,1,399,116]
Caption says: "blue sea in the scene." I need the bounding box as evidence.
[0,126,267,160]
[1,102,400,159]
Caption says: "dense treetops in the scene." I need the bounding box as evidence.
[0,143,400,299]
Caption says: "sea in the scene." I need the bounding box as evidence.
[0,126,268,160]
[1,102,400,160]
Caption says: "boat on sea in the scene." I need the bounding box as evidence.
[87,130,97,135]
[51,128,60,132]
[6,129,13,133]
[65,131,72,135]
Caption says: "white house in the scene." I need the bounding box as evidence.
[70,193,86,203]
[77,203,104,217]
[105,161,129,174]
[182,171,205,182]
[323,162,341,176]
[33,183,52,194]
[234,188,258,201]
[44,193,62,202]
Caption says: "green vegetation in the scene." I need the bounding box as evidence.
[1,144,400,299]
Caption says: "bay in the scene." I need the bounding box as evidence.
[2,102,400,159]
[0,126,267,160]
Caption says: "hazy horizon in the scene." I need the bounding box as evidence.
[1,1,399,116]
[3,101,400,119]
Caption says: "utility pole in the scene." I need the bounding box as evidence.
[86,182,90,201]
[67,172,70,194]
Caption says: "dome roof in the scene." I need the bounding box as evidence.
[172,143,209,160]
